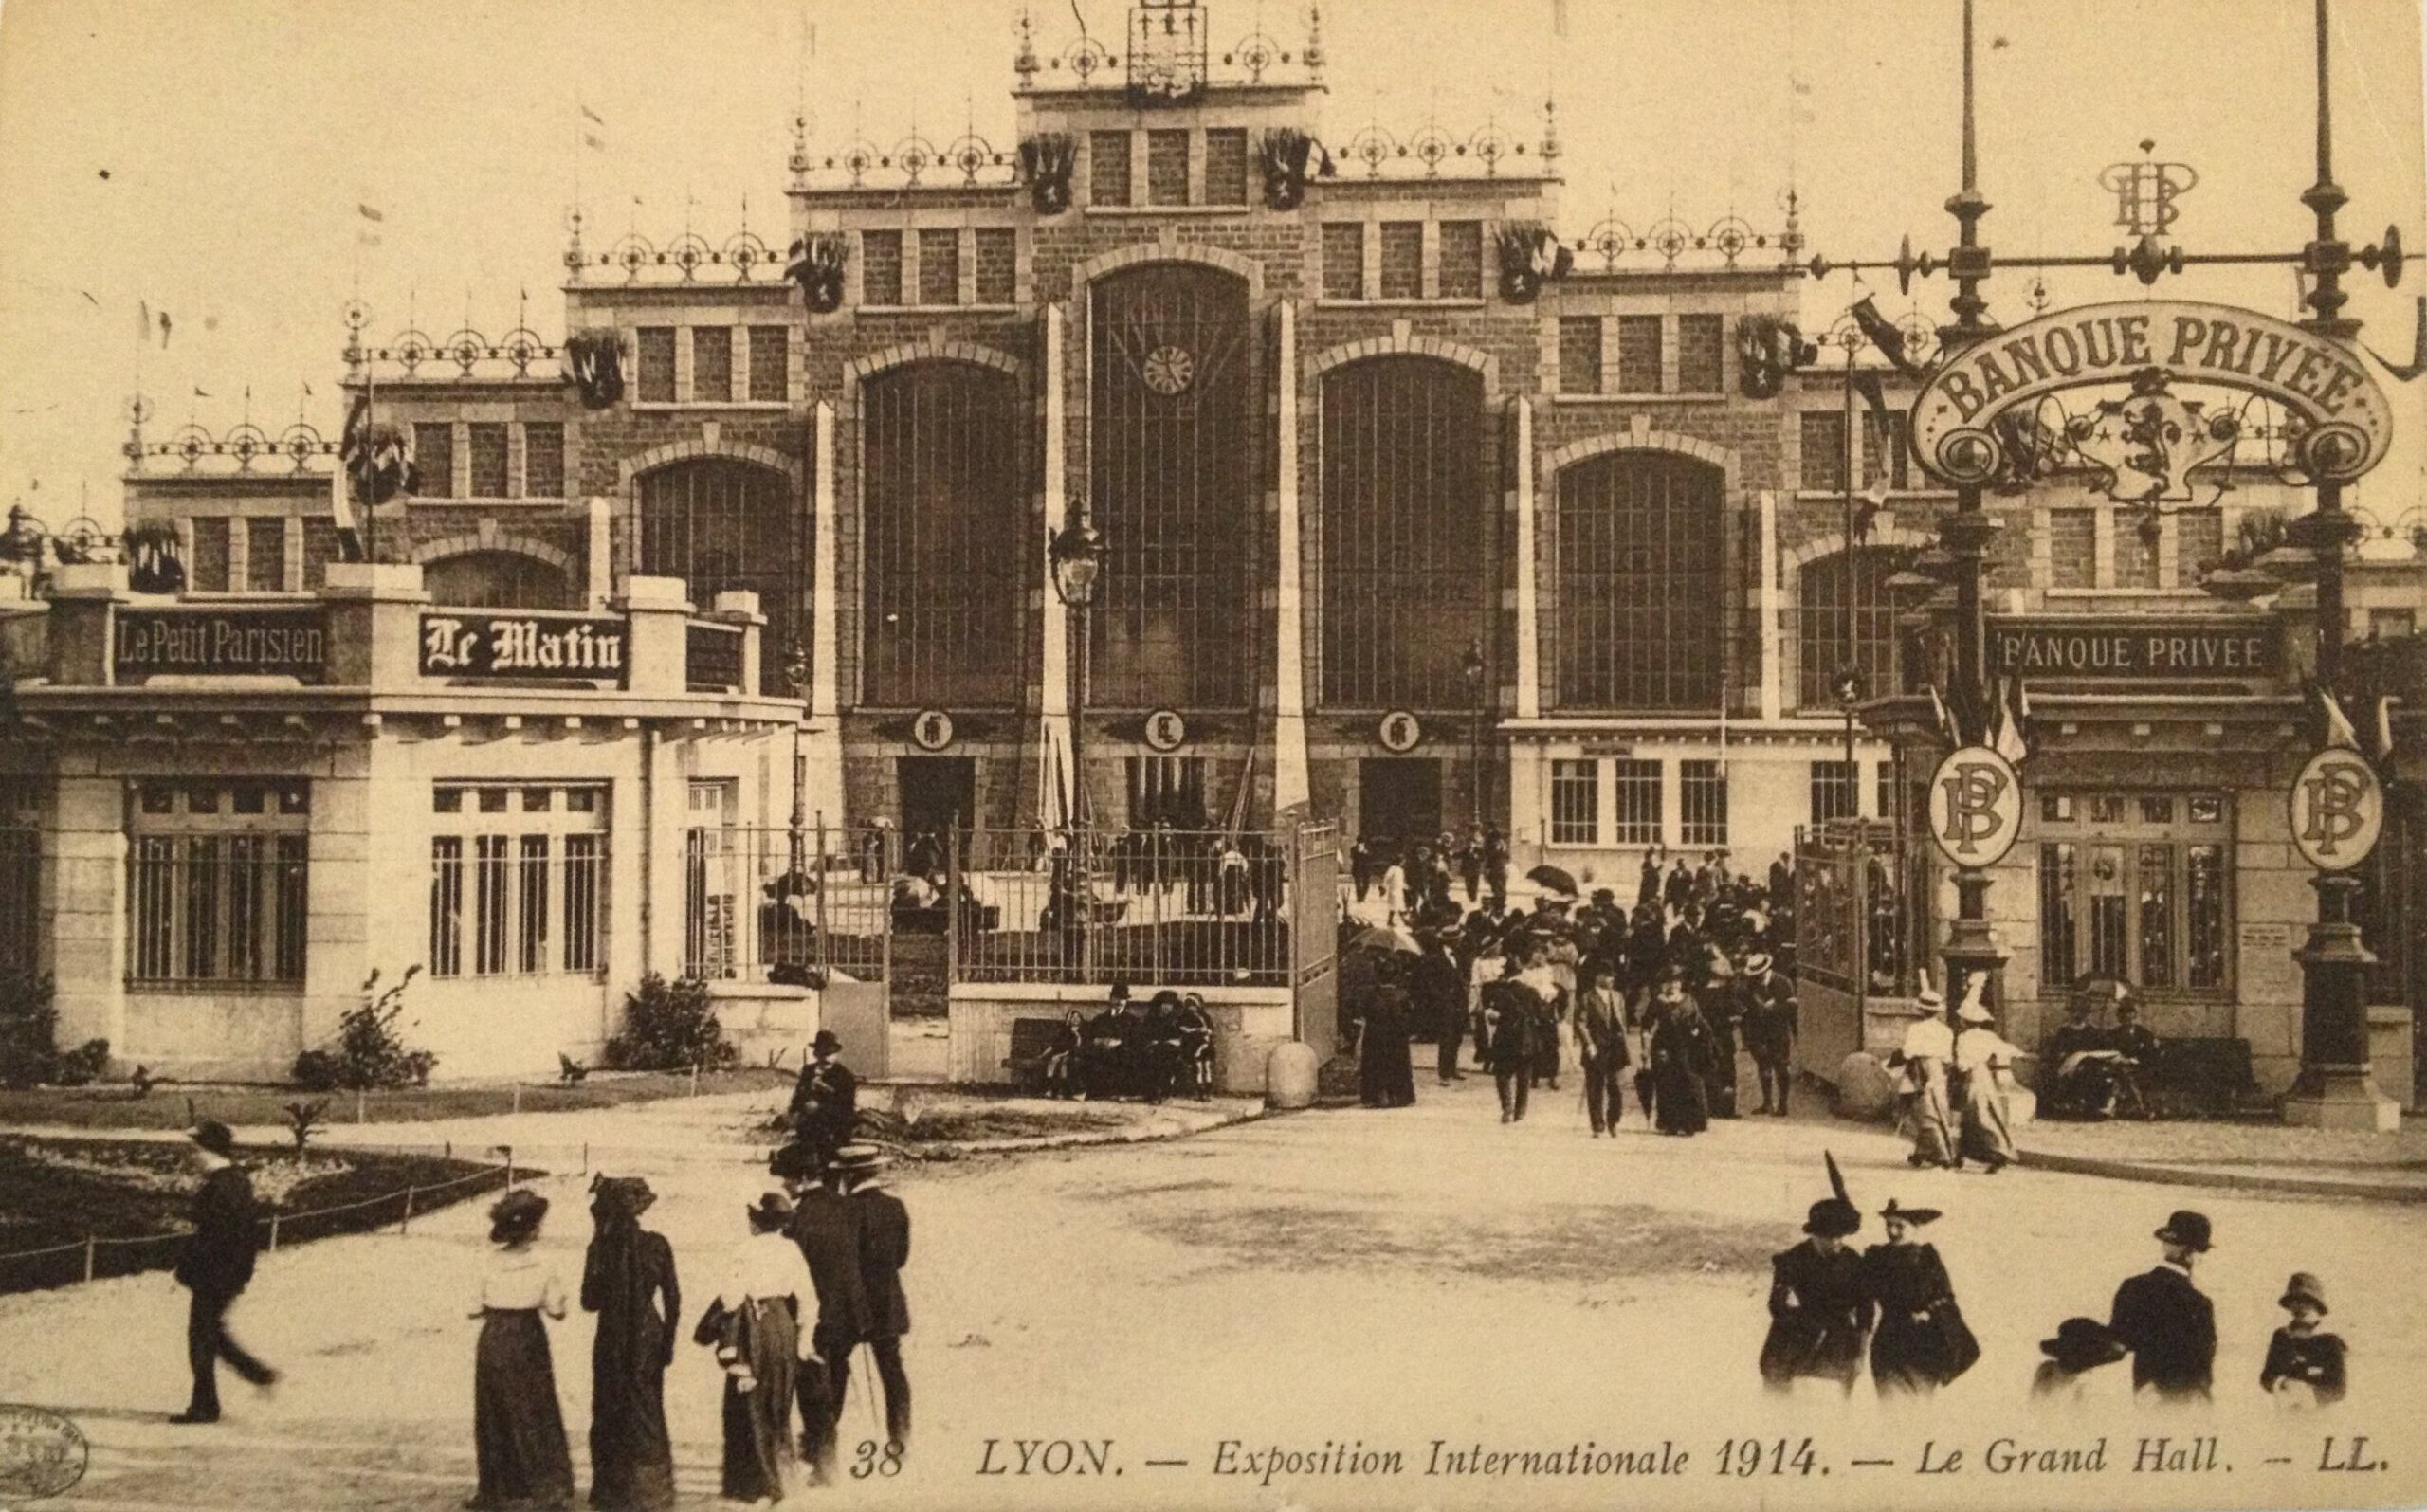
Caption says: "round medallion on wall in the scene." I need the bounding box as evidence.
[910,709,957,753]
[1141,345,1195,395]
[1925,744,2022,870]
[2288,746,2384,872]
[1143,708,1188,753]
[1377,710,1424,754]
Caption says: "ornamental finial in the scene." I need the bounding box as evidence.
[1305,2,1324,82]
[1015,6,1040,83]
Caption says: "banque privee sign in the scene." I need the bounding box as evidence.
[1909,300,2394,490]
[1989,617,2282,679]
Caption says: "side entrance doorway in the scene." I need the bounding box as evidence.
[1359,757,1443,844]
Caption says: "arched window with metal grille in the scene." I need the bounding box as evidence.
[1550,450,1724,711]
[635,457,796,694]
[1088,261,1251,708]
[861,359,1026,707]
[423,550,575,610]
[1317,355,1486,709]
[1796,546,1904,712]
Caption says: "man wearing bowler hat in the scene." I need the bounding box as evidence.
[787,1145,872,1483]
[172,1120,278,1423]
[2108,1210,2217,1402]
[787,1029,858,1172]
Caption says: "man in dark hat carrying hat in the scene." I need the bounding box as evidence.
[1759,1155,1874,1395]
[172,1121,278,1423]
[787,1029,858,1173]
[2108,1210,2217,1402]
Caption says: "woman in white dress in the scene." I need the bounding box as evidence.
[1951,979,2019,1173]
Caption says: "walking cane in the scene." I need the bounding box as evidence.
[858,1341,885,1439]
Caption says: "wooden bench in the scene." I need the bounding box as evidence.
[1004,1016,1066,1093]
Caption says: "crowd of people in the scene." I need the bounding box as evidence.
[1036,985,1217,1102]
[1345,845,1801,1131]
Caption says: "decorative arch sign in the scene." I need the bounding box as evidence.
[1908,300,2394,496]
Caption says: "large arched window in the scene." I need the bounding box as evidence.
[1088,262,1250,707]
[424,551,574,610]
[1797,546,1905,711]
[862,360,1025,707]
[1318,356,1485,709]
[636,458,795,694]
[1551,450,1724,711]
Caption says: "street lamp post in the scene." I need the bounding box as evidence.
[1461,638,1487,831]
[784,643,812,880]
[1049,518,1105,978]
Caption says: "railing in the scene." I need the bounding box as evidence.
[1793,821,1912,997]
[948,828,1294,988]
[683,824,891,985]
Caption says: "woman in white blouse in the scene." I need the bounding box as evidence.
[1952,979,2020,1174]
[707,1192,821,1506]
[467,1189,574,1512]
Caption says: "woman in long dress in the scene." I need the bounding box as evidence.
[1647,969,1714,1136]
[1859,1199,1976,1398]
[582,1176,680,1511]
[708,1192,820,1505]
[469,1190,575,1512]
[1358,956,1417,1108]
[1895,989,1958,1169]
[1952,988,2018,1173]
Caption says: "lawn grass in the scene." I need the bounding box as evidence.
[0,1135,525,1293]
[0,1066,796,1133]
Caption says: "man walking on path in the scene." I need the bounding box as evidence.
[842,1145,912,1455]
[2108,1210,2217,1403]
[1575,962,1632,1137]
[1413,931,1469,1084]
[1738,951,1797,1117]
[172,1120,277,1423]
[788,1150,873,1481]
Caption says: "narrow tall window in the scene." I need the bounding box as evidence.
[246,517,286,592]
[1613,759,1663,846]
[1800,410,1848,492]
[522,423,565,497]
[1550,760,1599,846]
[860,231,903,306]
[1675,314,1724,393]
[973,229,1017,305]
[1203,128,1249,204]
[917,229,960,305]
[747,327,789,401]
[1437,221,1484,299]
[466,422,509,497]
[1559,317,1603,394]
[1322,223,1364,300]
[691,327,734,402]
[1680,759,1727,846]
[1615,315,1662,394]
[413,423,456,497]
[1378,222,1423,300]
[1089,131,1132,206]
[634,329,676,403]
[1145,129,1190,205]
[190,518,231,591]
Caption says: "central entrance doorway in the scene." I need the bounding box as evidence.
[1359,757,1443,843]
[897,757,975,875]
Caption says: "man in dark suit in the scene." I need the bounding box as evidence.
[842,1146,912,1454]
[173,1121,277,1423]
[788,1149,874,1482]
[2108,1210,2217,1402]
[1738,951,1798,1117]
[1412,932,1469,1084]
[787,1030,858,1171]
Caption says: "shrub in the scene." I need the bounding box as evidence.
[0,970,111,1089]
[603,974,736,1071]
[292,966,436,1090]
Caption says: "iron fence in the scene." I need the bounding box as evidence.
[947,828,1294,987]
[1793,820,1914,997]
[683,824,891,985]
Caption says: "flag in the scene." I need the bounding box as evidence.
[2307,675,2360,752]
[2369,695,2396,768]
[1925,683,1958,747]
[1851,296,1924,377]
[2364,297,2427,381]
[1989,676,2029,765]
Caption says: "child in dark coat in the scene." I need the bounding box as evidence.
[2260,1272,2346,1408]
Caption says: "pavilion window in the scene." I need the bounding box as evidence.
[126,781,309,991]
[1550,450,1724,712]
[466,422,509,497]
[691,327,734,402]
[413,423,456,497]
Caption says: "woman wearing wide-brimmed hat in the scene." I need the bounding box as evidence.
[1891,982,1957,1169]
[705,1191,821,1504]
[1951,979,2019,1173]
[582,1176,679,1510]
[1859,1199,1978,1398]
[468,1189,575,1511]
[1759,1156,1875,1396]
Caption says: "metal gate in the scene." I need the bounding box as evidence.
[1290,819,1341,1060]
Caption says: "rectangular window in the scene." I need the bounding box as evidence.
[429,783,608,977]
[301,519,341,590]
[747,327,789,401]
[190,518,231,592]
[1559,317,1603,394]
[1145,129,1190,205]
[1089,130,1132,206]
[2370,608,2417,639]
[1322,223,1364,300]
[126,781,309,990]
[2185,843,2227,988]
[1877,765,1899,829]
[973,228,1017,305]
[1810,759,1857,824]
[413,423,456,497]
[429,836,464,977]
[1800,410,1849,492]
[466,422,509,497]
[245,517,286,592]
[1125,756,1208,829]
[1861,410,1911,490]
[1675,313,1724,393]
[2086,843,2128,978]
[917,228,960,305]
[474,834,510,975]
[1550,759,1599,846]
[522,422,564,498]
[2048,507,2096,588]
[517,835,551,975]
[1437,221,1483,299]
[1680,758,1727,847]
[1613,758,1663,846]
[690,327,733,402]
[1615,315,1663,393]
[2135,842,2175,988]
[1203,128,1249,204]
[1378,221,1423,300]
[564,833,604,973]
[860,231,903,306]
[2039,842,2079,985]
[634,328,677,403]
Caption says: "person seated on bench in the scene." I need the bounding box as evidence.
[1041,1010,1085,1100]
[2042,986,2125,1120]
[1174,993,1215,1099]
[1136,991,1191,1105]
[1079,983,1148,1100]
[2107,995,2159,1118]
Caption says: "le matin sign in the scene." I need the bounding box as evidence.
[1909,300,2394,488]
[1989,617,2281,680]
[114,606,328,683]
[419,611,628,683]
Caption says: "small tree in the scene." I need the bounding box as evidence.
[603,974,737,1071]
[282,1099,329,1153]
[294,966,436,1090]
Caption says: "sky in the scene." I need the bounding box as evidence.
[0,0,2423,529]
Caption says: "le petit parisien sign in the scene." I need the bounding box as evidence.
[419,612,629,683]
[113,607,329,683]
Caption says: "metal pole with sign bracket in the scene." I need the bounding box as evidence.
[2284,746,2397,1128]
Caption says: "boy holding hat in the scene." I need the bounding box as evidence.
[172,1120,278,1423]
[2260,1272,2345,1408]
[2108,1211,2217,1402]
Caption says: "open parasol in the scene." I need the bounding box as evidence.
[1345,924,1421,955]
[1524,864,1579,898]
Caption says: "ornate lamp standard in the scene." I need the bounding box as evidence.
[1461,638,1487,831]
[1049,519,1105,975]
[785,642,812,881]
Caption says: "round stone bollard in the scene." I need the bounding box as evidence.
[1834,1051,1900,1121]
[1265,1041,1320,1110]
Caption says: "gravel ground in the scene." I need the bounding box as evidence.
[1,1062,2423,1512]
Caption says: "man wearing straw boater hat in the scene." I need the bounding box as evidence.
[171,1120,278,1423]
[2108,1210,2217,1403]
[1759,1155,1875,1396]
[788,1144,873,1483]
[1736,947,1797,1118]
[840,1142,913,1455]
